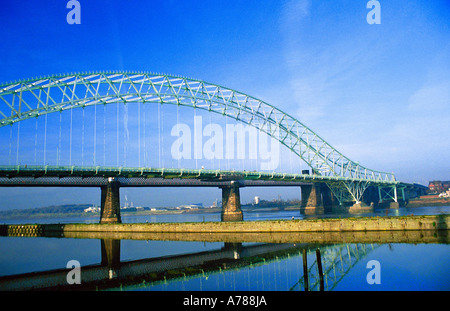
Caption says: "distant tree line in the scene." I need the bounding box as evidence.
[242,199,301,209]
[0,204,92,219]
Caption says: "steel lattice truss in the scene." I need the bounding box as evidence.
[291,244,380,291]
[0,72,397,202]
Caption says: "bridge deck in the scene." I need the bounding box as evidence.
[0,165,399,187]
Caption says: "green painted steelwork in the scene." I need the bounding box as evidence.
[0,72,397,203]
[0,164,399,185]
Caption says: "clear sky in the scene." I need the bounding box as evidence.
[0,0,449,210]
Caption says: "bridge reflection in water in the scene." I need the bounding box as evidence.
[0,230,446,291]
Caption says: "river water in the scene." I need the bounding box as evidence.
[0,206,449,291]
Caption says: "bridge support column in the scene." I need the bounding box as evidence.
[360,186,379,208]
[349,201,373,211]
[300,184,322,211]
[100,178,122,224]
[320,184,335,212]
[377,185,402,209]
[221,181,243,222]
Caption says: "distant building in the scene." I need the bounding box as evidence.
[439,190,450,198]
[428,181,450,193]
[210,199,218,208]
[176,203,203,209]
[84,206,100,213]
[254,196,260,205]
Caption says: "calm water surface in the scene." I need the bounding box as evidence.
[0,206,449,291]
[2,205,449,224]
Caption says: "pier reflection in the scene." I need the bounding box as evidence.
[0,229,448,291]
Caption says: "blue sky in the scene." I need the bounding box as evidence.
[0,0,449,210]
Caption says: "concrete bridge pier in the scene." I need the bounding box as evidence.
[301,184,322,211]
[361,186,379,208]
[300,183,336,212]
[300,183,338,214]
[349,201,374,211]
[100,177,122,224]
[347,185,377,211]
[320,184,337,211]
[220,181,243,222]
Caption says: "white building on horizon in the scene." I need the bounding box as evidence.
[84,206,100,213]
[254,196,260,205]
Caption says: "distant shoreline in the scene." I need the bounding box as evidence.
[0,207,219,221]
[0,206,298,221]
[1,200,449,221]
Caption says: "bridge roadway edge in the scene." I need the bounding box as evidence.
[2,215,448,237]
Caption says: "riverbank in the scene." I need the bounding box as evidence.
[406,197,450,207]
[2,214,448,237]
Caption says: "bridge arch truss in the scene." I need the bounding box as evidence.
[0,72,396,203]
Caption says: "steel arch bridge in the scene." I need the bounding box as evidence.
[0,71,398,204]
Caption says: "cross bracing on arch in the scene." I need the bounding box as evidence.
[0,71,396,187]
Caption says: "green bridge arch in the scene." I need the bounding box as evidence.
[0,71,396,203]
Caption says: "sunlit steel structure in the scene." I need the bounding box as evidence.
[0,72,399,204]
